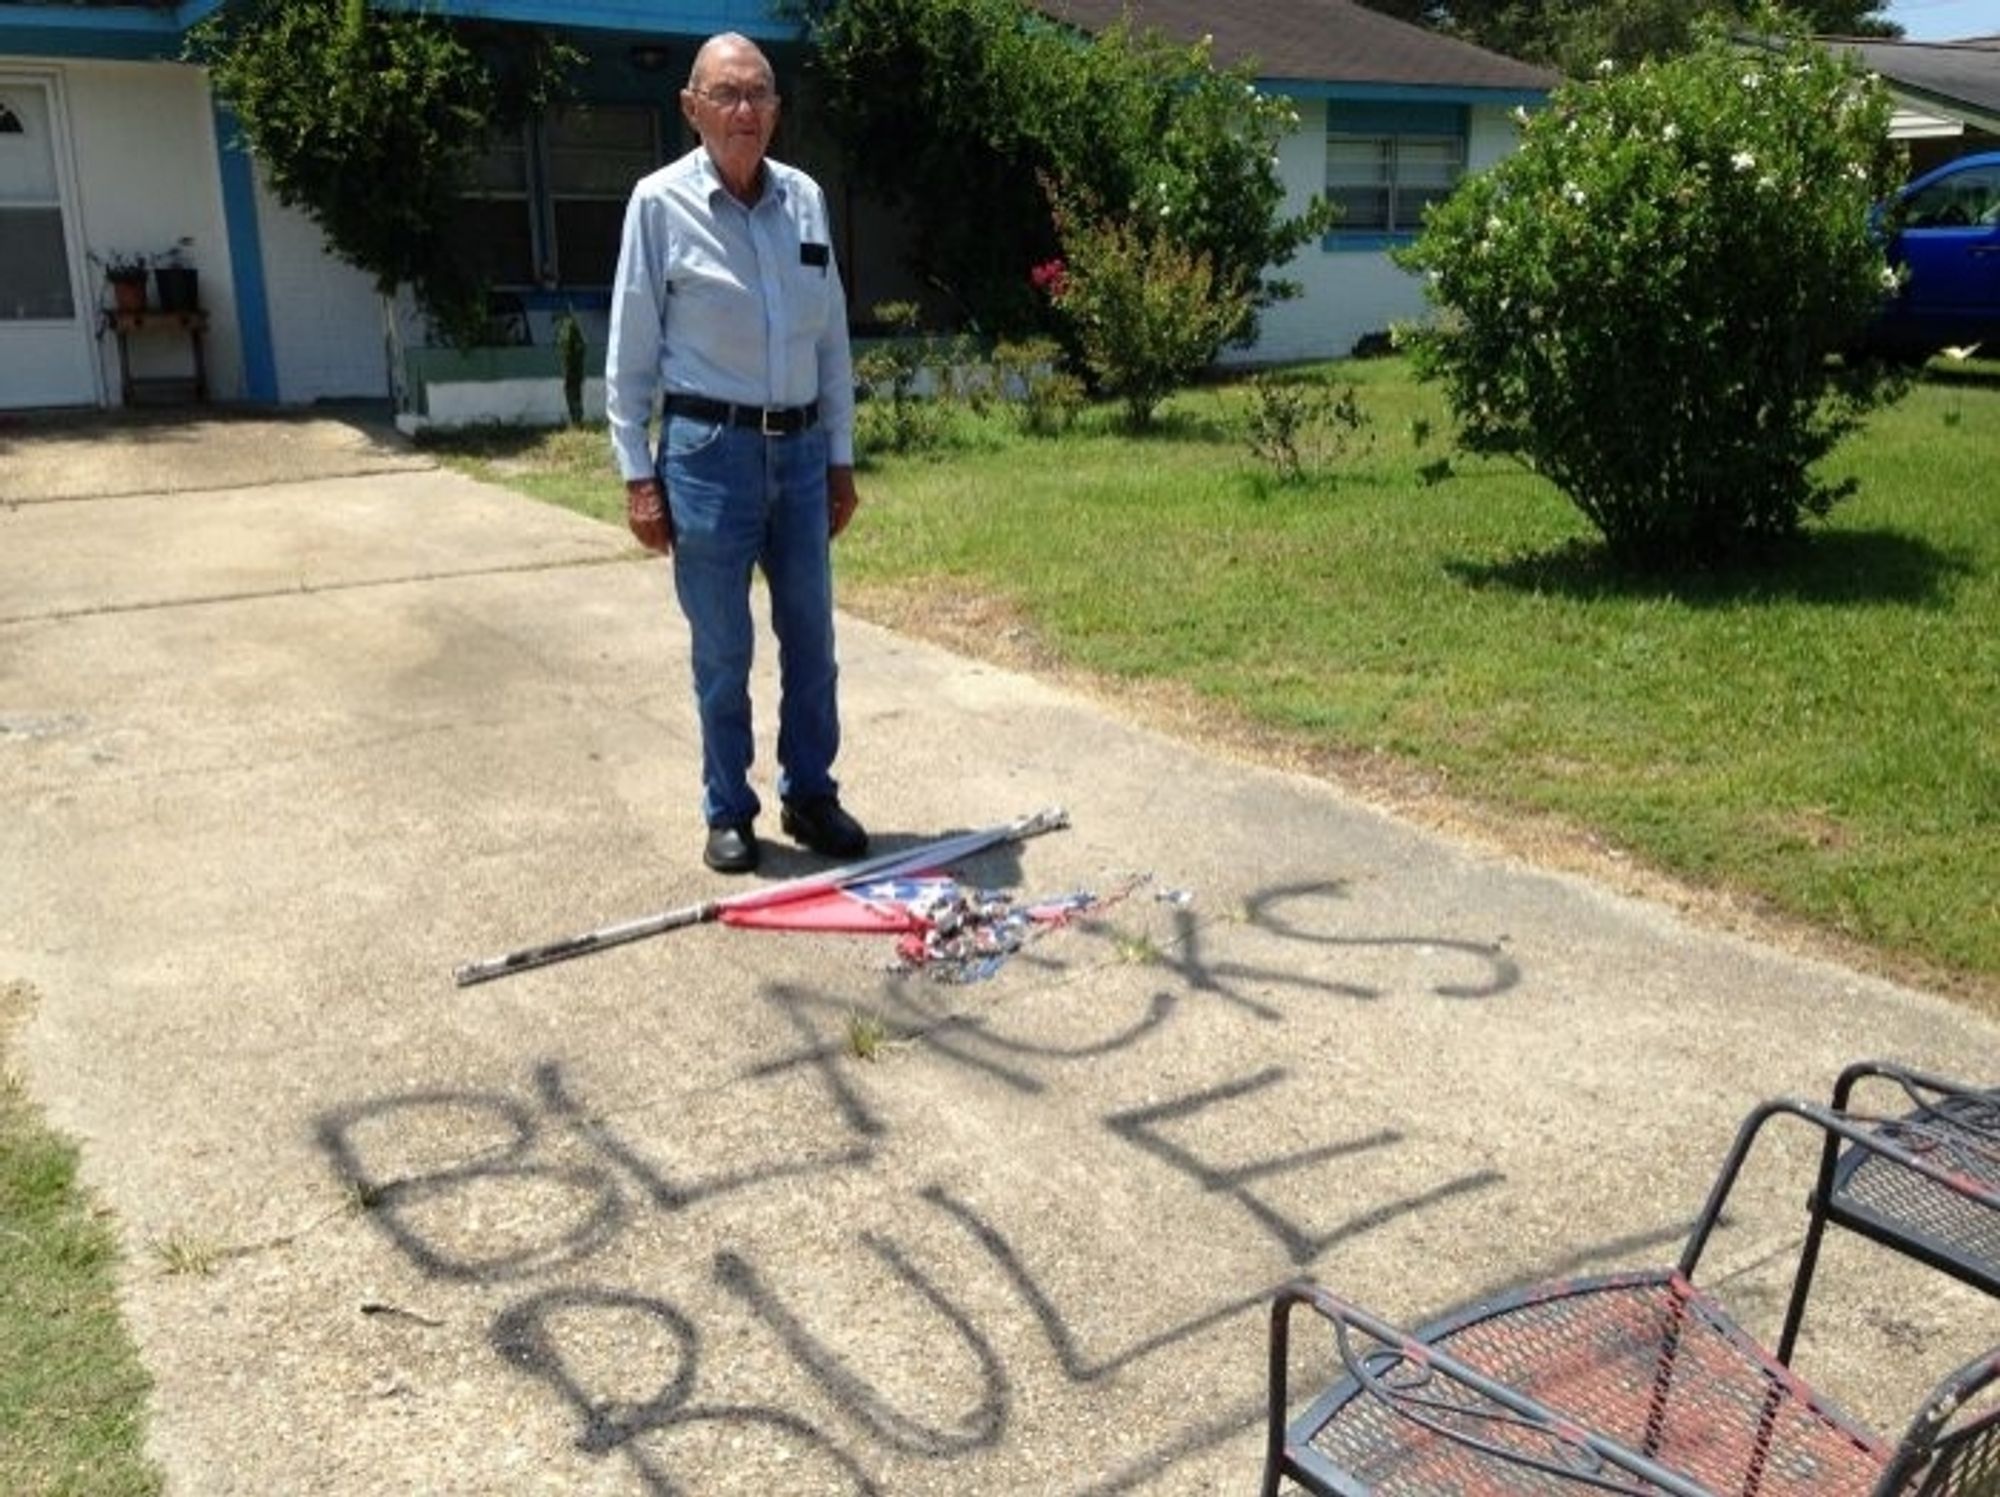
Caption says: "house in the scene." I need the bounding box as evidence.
[0,0,1552,418]
[1029,0,1554,363]
[1822,34,2000,175]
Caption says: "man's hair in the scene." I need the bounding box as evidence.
[687,32,772,91]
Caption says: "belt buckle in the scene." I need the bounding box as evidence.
[760,406,785,437]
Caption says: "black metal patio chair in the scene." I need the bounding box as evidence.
[1262,1094,2000,1496]
[1777,1060,1999,1365]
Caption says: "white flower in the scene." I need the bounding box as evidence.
[1511,105,1530,126]
[1732,150,1756,172]
[1662,122,1678,142]
[1880,265,1901,291]
[1741,72,1761,89]
[1595,57,1615,74]
[1563,182,1586,205]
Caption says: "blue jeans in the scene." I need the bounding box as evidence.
[661,414,840,828]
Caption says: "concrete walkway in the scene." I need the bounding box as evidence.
[3,409,1995,1494]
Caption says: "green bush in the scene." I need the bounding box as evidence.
[189,0,573,349]
[1041,189,1247,430]
[796,0,1325,344]
[992,338,1084,435]
[1243,374,1371,482]
[1398,19,1908,564]
[856,301,955,453]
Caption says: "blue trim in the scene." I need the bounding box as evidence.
[1275,80,1548,106]
[371,0,797,38]
[213,104,279,402]
[1321,232,1419,253]
[0,5,186,61]
[1,0,803,53]
[0,3,177,32]
[1329,100,1467,136]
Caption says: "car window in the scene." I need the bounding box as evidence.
[1902,165,2000,229]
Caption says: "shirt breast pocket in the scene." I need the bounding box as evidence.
[788,242,832,335]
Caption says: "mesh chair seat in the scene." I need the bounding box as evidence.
[1266,1092,2000,1497]
[1292,1272,1888,1496]
[1829,1089,2000,1291]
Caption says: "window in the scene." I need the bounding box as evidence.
[545,106,656,286]
[449,104,659,290]
[1901,163,2000,230]
[0,87,75,320]
[1325,102,1467,244]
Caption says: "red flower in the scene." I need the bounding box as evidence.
[1030,258,1069,299]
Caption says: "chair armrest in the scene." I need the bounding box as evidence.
[1267,1280,1717,1496]
[1680,1095,1999,1282]
[1829,1058,1996,1120]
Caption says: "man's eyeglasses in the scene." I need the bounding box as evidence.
[693,86,778,112]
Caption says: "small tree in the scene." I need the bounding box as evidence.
[1398,17,1908,564]
[189,0,573,348]
[1041,187,1248,431]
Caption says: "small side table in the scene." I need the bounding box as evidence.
[103,307,209,405]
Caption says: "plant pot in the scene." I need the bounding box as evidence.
[154,265,199,313]
[109,274,147,314]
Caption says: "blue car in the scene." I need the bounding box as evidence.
[1867,151,2000,358]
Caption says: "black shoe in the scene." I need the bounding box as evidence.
[780,796,869,859]
[704,821,760,874]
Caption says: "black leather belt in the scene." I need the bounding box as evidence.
[664,394,819,436]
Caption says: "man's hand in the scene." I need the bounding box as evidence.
[626,478,672,554]
[829,465,860,539]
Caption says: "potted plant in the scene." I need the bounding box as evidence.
[153,237,199,313]
[90,249,150,313]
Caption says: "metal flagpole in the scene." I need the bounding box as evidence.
[452,807,1069,988]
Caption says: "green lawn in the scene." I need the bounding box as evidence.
[0,985,161,1497]
[425,355,1999,1000]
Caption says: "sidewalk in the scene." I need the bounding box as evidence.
[3,411,1994,1494]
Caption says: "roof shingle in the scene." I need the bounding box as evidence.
[1030,0,1556,92]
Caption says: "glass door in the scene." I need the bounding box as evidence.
[0,74,99,408]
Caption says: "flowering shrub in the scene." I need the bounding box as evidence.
[1043,187,1247,430]
[1398,19,1908,563]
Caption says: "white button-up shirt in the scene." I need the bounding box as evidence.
[606,146,856,480]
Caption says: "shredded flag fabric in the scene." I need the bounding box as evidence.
[719,876,959,935]
[719,866,1156,983]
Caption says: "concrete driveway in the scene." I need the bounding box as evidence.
[3,407,1995,1494]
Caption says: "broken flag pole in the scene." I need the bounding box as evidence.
[452,806,1070,988]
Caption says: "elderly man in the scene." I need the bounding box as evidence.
[606,32,867,875]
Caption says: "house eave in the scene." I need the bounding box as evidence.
[1885,80,2000,135]
[1269,78,1547,105]
[0,3,187,62]
[371,0,795,39]
[0,0,798,58]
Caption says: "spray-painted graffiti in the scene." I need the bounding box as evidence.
[320,883,1535,1491]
